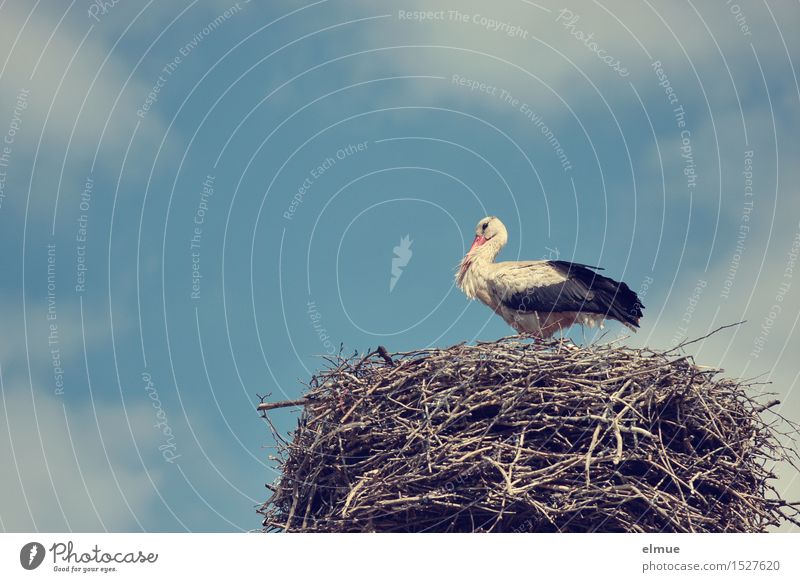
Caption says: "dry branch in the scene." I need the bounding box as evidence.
[257,336,800,532]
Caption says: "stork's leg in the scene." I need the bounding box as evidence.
[509,311,546,343]
[511,328,542,344]
[523,331,545,345]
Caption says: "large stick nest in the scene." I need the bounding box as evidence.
[257,337,800,532]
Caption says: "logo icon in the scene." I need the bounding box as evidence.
[390,235,413,293]
[20,542,46,570]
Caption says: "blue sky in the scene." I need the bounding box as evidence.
[1,0,799,532]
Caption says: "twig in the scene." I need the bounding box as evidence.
[257,398,310,412]
[256,334,799,533]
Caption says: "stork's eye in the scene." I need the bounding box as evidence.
[482,222,489,230]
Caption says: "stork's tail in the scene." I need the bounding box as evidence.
[553,261,644,330]
[596,276,644,330]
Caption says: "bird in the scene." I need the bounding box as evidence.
[456,216,644,339]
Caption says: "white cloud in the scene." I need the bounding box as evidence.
[0,295,131,382]
[0,2,180,221]
[0,382,164,531]
[345,0,797,113]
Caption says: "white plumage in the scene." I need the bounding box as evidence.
[456,216,644,338]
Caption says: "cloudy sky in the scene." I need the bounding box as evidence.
[0,0,798,532]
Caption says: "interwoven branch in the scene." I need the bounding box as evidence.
[257,337,800,533]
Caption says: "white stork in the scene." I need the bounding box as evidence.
[456,216,644,339]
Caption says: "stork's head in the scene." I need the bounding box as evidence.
[472,216,507,246]
[457,216,508,287]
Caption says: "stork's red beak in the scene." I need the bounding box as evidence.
[458,235,487,283]
[469,235,487,252]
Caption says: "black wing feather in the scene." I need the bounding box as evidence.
[501,260,644,328]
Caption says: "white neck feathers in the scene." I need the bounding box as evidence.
[456,237,504,299]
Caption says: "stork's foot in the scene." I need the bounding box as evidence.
[558,338,581,352]
[515,332,544,344]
